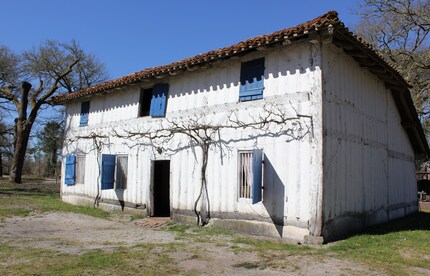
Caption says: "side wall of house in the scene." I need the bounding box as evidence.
[321,43,418,241]
[61,41,324,241]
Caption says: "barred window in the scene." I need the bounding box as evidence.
[239,151,253,199]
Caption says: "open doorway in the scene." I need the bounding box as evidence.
[151,160,171,217]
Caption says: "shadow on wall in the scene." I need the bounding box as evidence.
[114,163,126,211]
[115,188,125,211]
[263,155,285,237]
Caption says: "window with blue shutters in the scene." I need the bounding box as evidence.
[239,58,265,102]
[138,84,169,118]
[101,154,116,190]
[149,83,169,117]
[65,155,76,185]
[251,149,263,204]
[238,150,263,204]
[80,101,90,126]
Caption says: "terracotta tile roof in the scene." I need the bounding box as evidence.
[52,11,341,104]
[51,10,429,157]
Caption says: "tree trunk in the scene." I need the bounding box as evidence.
[9,82,33,184]
[194,143,211,226]
[9,124,32,183]
[51,148,58,177]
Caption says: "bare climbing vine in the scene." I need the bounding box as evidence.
[65,101,312,225]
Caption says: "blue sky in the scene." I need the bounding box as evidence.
[1,0,361,80]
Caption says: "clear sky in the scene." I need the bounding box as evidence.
[1,0,361,80]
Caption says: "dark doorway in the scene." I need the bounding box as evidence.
[152,160,171,217]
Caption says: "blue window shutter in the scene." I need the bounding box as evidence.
[101,154,116,190]
[65,155,76,185]
[80,101,90,126]
[240,58,265,102]
[252,149,263,204]
[149,83,169,117]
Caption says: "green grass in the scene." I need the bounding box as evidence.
[0,243,180,275]
[165,222,234,242]
[1,180,429,275]
[0,175,46,185]
[323,212,430,275]
[0,182,109,220]
[164,214,430,274]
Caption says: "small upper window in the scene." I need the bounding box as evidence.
[239,58,265,102]
[138,83,169,118]
[139,88,153,117]
[80,101,90,127]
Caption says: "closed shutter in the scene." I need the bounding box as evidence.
[80,101,90,126]
[239,58,265,102]
[65,155,76,185]
[101,154,115,190]
[252,149,263,204]
[149,83,169,117]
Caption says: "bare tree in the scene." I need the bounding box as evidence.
[37,120,63,177]
[357,0,430,136]
[66,101,311,225]
[0,40,109,183]
[0,120,11,177]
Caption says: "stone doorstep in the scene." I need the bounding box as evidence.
[134,217,171,228]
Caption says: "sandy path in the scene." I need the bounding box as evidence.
[0,212,383,275]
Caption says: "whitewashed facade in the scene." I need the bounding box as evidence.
[58,12,428,242]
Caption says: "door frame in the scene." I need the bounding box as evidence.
[149,159,171,217]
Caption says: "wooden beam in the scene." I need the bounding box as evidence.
[345,49,369,58]
[154,74,168,79]
[333,38,355,50]
[402,121,417,129]
[355,57,376,67]
[368,66,387,74]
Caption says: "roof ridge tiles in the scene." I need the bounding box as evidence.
[51,10,387,104]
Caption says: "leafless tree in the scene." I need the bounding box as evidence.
[357,0,430,136]
[0,40,109,183]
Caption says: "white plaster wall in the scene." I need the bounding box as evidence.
[321,44,417,239]
[62,41,324,236]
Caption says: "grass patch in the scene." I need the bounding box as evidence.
[233,261,261,269]
[324,212,430,274]
[0,182,109,220]
[130,214,145,221]
[165,222,235,243]
[232,236,312,253]
[0,175,46,185]
[0,243,180,275]
[0,208,31,221]
[1,179,430,274]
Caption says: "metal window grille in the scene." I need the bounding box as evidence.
[75,156,86,184]
[239,152,253,199]
[116,155,128,189]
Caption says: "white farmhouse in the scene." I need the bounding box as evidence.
[54,11,429,243]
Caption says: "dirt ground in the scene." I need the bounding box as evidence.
[0,210,383,275]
